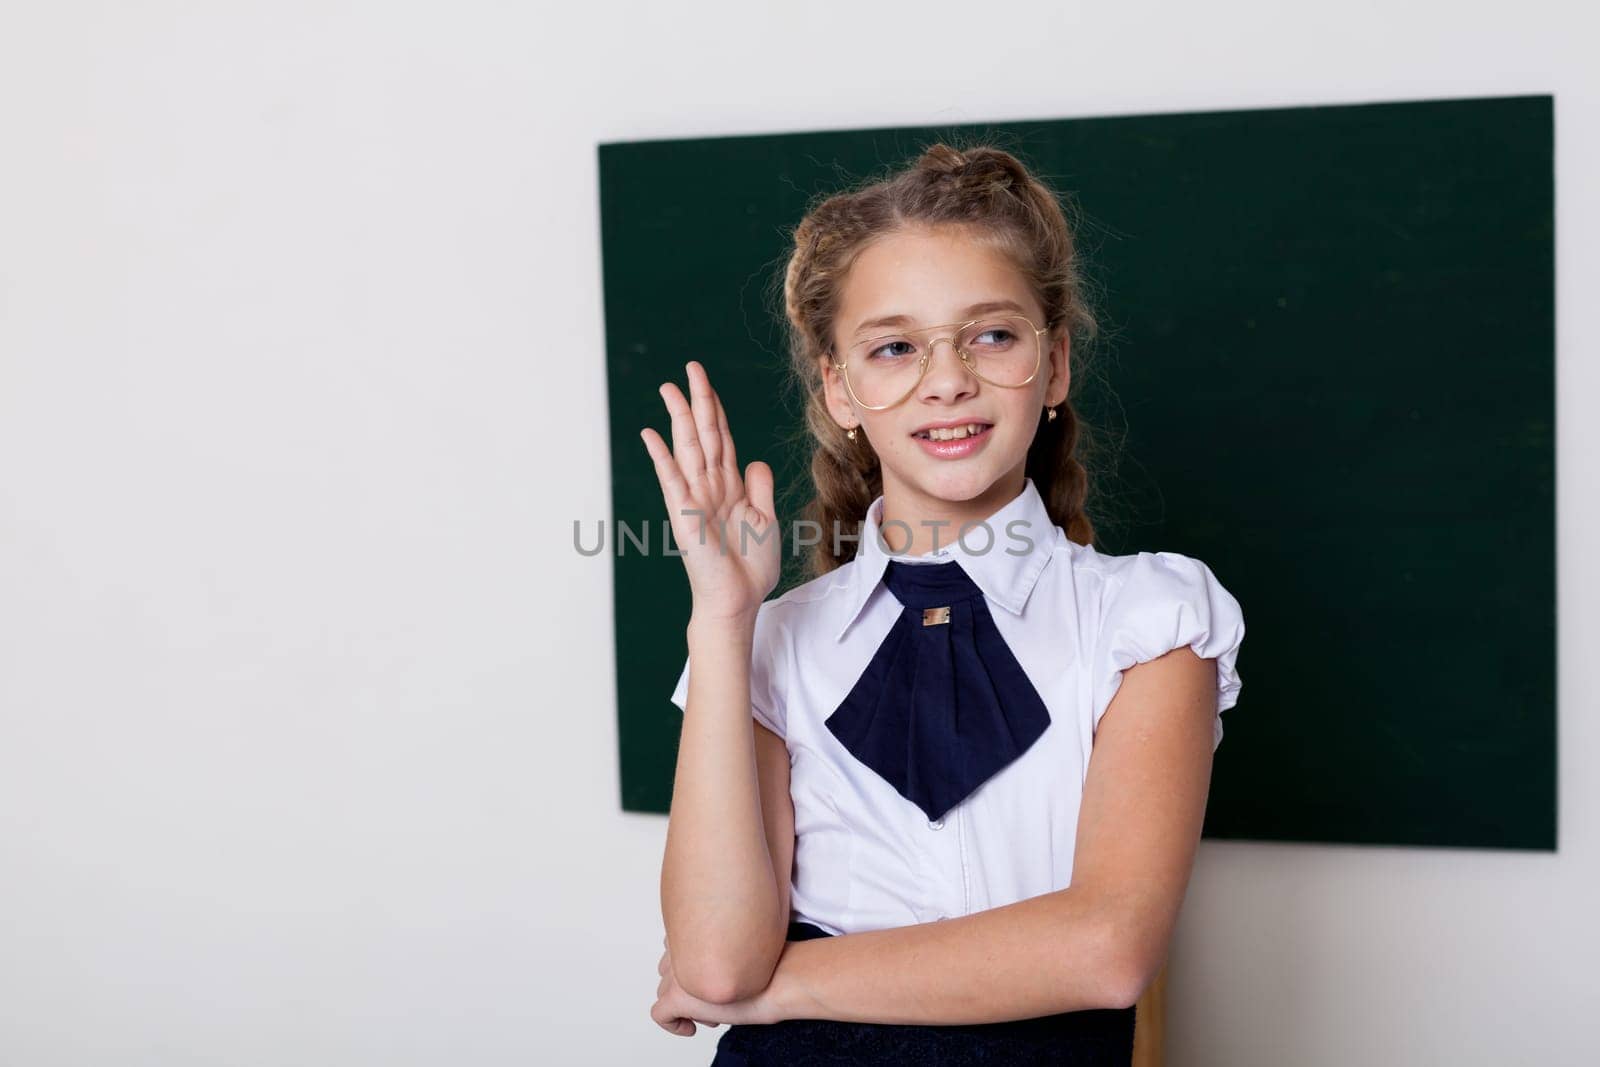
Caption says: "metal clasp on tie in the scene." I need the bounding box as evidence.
[922,606,951,626]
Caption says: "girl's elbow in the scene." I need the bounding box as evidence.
[1100,956,1151,1011]
[678,957,775,1006]
[668,907,787,1004]
[1091,908,1161,1011]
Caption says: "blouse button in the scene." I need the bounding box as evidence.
[928,817,944,830]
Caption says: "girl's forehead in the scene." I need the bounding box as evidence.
[856,224,1007,266]
[838,236,1034,335]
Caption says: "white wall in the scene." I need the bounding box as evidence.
[1,3,1594,1064]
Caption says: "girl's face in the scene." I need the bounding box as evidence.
[820,224,1070,518]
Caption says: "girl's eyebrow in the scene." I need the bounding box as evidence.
[853,299,1029,338]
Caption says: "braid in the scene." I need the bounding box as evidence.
[799,388,881,576]
[1026,401,1096,547]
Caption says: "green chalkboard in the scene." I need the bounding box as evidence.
[600,94,1555,851]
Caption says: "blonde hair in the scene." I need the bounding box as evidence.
[773,141,1104,579]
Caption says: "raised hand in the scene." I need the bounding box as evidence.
[639,361,781,624]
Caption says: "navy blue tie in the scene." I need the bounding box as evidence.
[825,559,1052,823]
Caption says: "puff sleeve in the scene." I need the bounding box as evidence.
[667,605,787,738]
[1089,550,1246,751]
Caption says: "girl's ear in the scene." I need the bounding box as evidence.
[1044,330,1071,408]
[818,354,856,427]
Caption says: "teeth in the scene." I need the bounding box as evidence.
[921,423,988,441]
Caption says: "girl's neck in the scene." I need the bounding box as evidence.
[878,468,1028,557]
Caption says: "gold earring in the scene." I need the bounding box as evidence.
[1046,406,1058,422]
[846,425,859,441]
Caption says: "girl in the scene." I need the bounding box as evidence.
[640,143,1245,1065]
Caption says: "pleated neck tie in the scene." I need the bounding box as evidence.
[824,559,1052,823]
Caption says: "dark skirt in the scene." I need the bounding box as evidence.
[708,919,1136,1066]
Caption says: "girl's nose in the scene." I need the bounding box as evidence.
[916,338,978,403]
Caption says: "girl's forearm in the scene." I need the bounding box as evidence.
[659,612,785,1001]
[765,886,1139,1025]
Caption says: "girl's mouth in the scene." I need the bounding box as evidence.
[911,422,993,458]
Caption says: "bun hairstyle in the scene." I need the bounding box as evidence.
[775,142,1102,578]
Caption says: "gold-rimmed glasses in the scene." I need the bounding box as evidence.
[829,313,1051,411]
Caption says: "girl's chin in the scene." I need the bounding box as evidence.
[887,463,1015,500]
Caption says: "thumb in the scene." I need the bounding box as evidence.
[745,460,776,522]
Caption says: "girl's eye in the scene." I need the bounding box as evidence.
[867,340,916,361]
[971,328,1017,348]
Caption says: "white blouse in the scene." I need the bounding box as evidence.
[669,477,1246,937]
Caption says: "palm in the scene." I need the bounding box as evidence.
[640,361,781,621]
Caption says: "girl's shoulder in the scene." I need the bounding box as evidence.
[668,563,857,731]
[1065,541,1234,598]
[760,562,856,617]
[1063,543,1246,668]
[1065,543,1248,746]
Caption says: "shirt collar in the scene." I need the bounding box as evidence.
[833,477,1058,642]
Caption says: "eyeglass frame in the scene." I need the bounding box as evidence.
[826,312,1055,412]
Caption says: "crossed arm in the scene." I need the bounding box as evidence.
[674,644,1219,1026]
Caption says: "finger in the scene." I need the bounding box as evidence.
[660,381,707,493]
[651,1000,695,1036]
[639,427,691,516]
[712,386,740,480]
[685,361,724,478]
[745,460,776,523]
